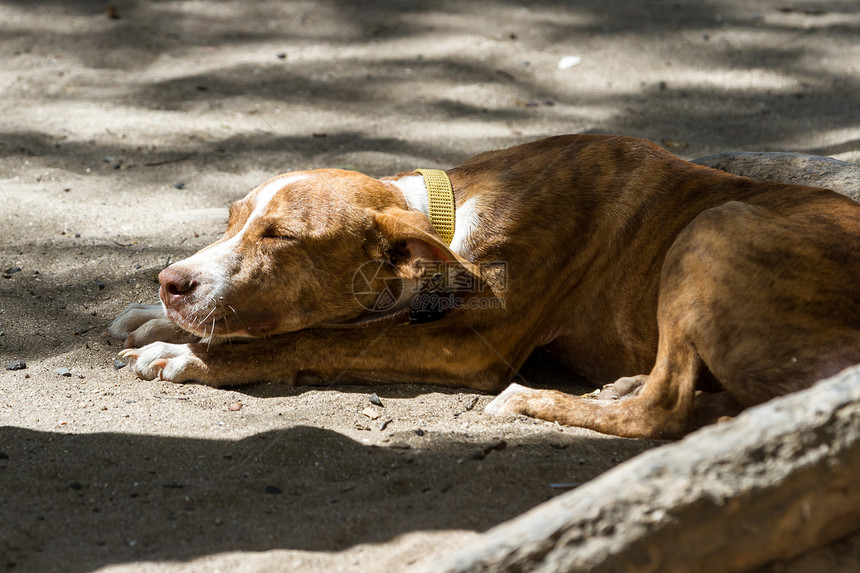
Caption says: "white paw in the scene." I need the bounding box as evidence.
[484,383,533,416]
[105,303,163,339]
[105,303,197,347]
[118,342,206,383]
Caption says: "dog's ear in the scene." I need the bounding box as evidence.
[372,208,482,286]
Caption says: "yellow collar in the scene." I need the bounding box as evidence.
[414,168,455,245]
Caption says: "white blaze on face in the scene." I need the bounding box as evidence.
[167,174,308,302]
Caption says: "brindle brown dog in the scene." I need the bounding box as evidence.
[107,135,860,438]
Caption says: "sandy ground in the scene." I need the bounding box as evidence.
[1,1,859,571]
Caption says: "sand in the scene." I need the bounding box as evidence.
[1,1,858,571]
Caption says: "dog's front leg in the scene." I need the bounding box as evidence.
[105,303,199,347]
[119,341,209,383]
[119,321,526,391]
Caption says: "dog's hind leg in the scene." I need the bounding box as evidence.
[486,328,703,439]
[485,215,718,439]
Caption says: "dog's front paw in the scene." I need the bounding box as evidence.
[105,303,198,348]
[119,342,207,383]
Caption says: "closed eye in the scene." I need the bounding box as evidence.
[260,234,298,242]
[258,224,300,242]
[257,234,298,254]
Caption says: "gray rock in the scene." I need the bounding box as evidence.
[693,151,860,202]
[423,365,860,573]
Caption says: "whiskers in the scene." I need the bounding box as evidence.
[206,313,217,351]
[195,305,219,338]
[226,305,249,345]
[190,304,225,349]
[172,300,253,348]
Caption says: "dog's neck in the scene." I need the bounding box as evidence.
[390,174,430,215]
[389,172,476,255]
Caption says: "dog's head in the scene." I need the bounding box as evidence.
[158,169,479,339]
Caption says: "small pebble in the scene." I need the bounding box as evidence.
[57,367,72,377]
[276,53,287,59]
[414,428,425,436]
[113,360,126,370]
[362,407,381,420]
[4,267,22,275]
[557,55,582,70]
[387,441,411,450]
[5,361,26,371]
[379,419,393,431]
[369,393,383,406]
[174,182,186,190]
[264,485,282,495]
[228,402,243,411]
[95,278,106,290]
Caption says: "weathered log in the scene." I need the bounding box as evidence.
[693,151,860,201]
[425,365,860,573]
